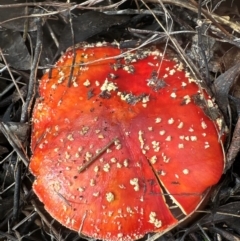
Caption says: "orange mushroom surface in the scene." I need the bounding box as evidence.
[30,42,225,241]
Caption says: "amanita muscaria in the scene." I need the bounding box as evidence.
[30,42,225,241]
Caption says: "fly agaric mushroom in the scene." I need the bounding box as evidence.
[30,42,225,241]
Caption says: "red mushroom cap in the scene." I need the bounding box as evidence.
[30,42,225,241]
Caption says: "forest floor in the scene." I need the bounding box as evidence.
[0,1,240,241]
